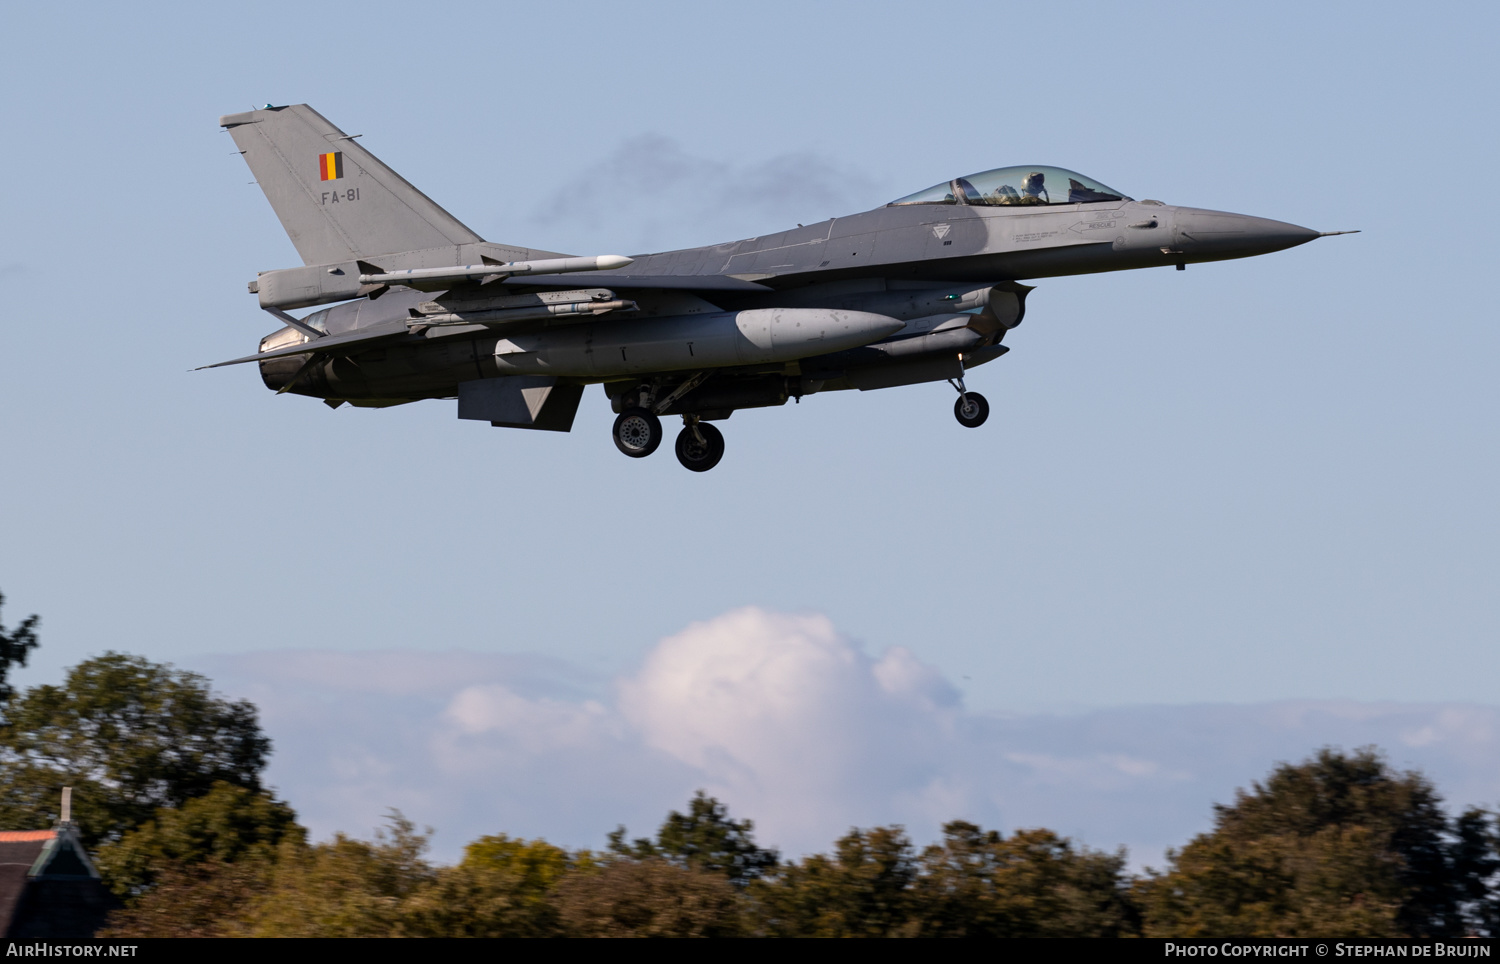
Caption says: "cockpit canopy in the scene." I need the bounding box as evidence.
[890,166,1129,207]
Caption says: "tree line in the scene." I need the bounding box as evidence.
[1,593,1497,937]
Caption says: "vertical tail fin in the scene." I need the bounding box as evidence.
[221,104,483,265]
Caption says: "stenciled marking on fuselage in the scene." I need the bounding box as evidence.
[320,188,360,205]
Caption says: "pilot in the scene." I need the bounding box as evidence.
[1018,171,1049,205]
[990,184,1022,205]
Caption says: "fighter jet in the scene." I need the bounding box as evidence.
[208,104,1352,472]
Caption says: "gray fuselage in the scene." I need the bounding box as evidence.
[257,195,1316,413]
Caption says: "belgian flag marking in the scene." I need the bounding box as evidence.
[318,152,344,181]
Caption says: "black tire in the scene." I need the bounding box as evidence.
[674,422,725,472]
[954,391,989,428]
[613,408,663,457]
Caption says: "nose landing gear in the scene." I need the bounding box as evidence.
[949,375,989,428]
[954,392,989,427]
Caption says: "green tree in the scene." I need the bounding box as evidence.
[1452,808,1500,935]
[609,791,778,885]
[911,822,1139,937]
[240,812,435,937]
[0,652,271,847]
[753,826,919,937]
[94,781,303,897]
[463,832,573,889]
[452,833,577,935]
[1139,747,1497,938]
[553,858,747,937]
[237,814,570,937]
[100,859,272,938]
[0,590,40,715]
[398,863,566,938]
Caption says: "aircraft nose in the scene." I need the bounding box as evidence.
[1176,209,1320,257]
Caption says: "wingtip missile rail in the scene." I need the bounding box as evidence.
[251,255,635,311]
[357,254,635,286]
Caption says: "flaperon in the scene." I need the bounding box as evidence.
[208,104,1353,472]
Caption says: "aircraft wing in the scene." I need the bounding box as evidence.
[196,320,411,369]
[200,273,771,370]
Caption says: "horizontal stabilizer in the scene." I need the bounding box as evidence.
[196,320,410,370]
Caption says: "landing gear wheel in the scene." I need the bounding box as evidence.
[954,392,989,428]
[675,422,725,472]
[613,408,663,458]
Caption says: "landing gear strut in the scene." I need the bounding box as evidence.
[612,408,663,457]
[674,416,725,472]
[949,375,989,428]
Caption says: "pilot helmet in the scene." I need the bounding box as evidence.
[1022,171,1046,195]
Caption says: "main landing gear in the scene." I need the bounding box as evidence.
[613,409,726,472]
[674,417,724,472]
[612,373,990,469]
[612,408,663,458]
[949,376,989,428]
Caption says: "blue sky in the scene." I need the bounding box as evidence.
[2,1,1496,855]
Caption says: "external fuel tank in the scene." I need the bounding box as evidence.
[488,308,906,378]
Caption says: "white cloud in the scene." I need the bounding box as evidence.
[616,608,964,844]
[197,609,1500,867]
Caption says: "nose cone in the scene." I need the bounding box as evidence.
[1176,208,1320,258]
